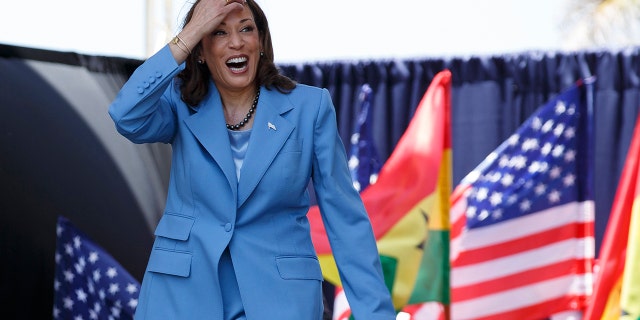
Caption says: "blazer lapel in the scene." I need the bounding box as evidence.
[238,88,294,206]
[184,85,238,197]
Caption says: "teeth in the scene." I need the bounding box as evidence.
[227,56,247,64]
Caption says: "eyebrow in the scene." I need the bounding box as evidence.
[220,18,254,26]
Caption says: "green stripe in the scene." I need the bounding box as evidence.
[408,230,450,304]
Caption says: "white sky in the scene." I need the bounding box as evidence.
[0,0,572,63]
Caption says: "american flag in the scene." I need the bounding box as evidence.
[333,83,382,320]
[449,80,595,319]
[347,83,381,192]
[53,216,140,320]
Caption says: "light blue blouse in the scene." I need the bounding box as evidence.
[227,128,252,181]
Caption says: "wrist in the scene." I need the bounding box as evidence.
[171,35,191,55]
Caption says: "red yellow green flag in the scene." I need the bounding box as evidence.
[584,113,640,320]
[309,70,452,313]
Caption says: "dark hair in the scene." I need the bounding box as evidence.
[177,0,296,106]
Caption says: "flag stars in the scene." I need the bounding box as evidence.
[555,100,567,114]
[564,149,576,162]
[108,283,120,295]
[531,117,543,130]
[541,119,554,133]
[76,288,88,302]
[63,296,74,309]
[488,171,502,183]
[489,192,503,206]
[478,210,490,221]
[64,269,75,282]
[74,315,84,320]
[564,127,576,139]
[475,188,489,201]
[548,190,562,203]
[111,306,122,318]
[74,236,82,249]
[74,256,86,274]
[126,283,138,294]
[492,209,503,220]
[501,173,514,187]
[498,155,510,168]
[520,199,532,212]
[552,145,565,158]
[563,174,576,187]
[541,143,552,155]
[348,155,359,171]
[87,280,95,294]
[549,166,562,179]
[99,289,106,300]
[512,155,527,170]
[553,123,565,137]
[88,252,99,264]
[528,161,546,174]
[466,206,477,218]
[65,243,74,256]
[535,183,547,196]
[128,298,138,309]
[93,270,101,283]
[522,138,539,151]
[507,134,520,146]
[106,267,118,279]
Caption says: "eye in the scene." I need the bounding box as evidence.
[240,25,255,33]
[212,29,227,36]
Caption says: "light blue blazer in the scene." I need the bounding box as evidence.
[109,46,395,320]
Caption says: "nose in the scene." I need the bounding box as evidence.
[228,31,244,49]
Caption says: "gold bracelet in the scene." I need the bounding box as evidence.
[171,35,191,55]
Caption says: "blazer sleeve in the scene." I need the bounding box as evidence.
[108,45,184,144]
[311,89,396,319]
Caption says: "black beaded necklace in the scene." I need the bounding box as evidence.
[226,89,260,130]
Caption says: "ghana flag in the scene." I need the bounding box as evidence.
[584,113,640,320]
[309,70,452,314]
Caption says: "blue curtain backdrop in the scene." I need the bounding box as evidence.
[279,50,640,257]
[1,43,639,317]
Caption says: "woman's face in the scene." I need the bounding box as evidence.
[201,6,261,93]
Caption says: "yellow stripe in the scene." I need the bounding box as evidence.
[600,273,622,320]
[620,193,640,318]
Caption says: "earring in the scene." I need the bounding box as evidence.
[260,51,264,57]
[197,59,205,64]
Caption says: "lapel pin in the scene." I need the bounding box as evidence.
[268,122,277,131]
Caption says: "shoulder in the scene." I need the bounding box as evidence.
[286,84,332,107]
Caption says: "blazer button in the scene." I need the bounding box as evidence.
[224,223,232,232]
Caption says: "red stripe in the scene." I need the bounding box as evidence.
[452,259,592,301]
[452,221,593,267]
[449,211,466,241]
[460,294,588,320]
[449,184,471,240]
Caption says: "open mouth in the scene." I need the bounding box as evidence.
[226,56,248,72]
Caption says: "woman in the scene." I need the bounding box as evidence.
[108,0,396,319]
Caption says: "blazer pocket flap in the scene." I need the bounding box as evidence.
[147,249,192,277]
[154,213,195,240]
[276,256,322,280]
